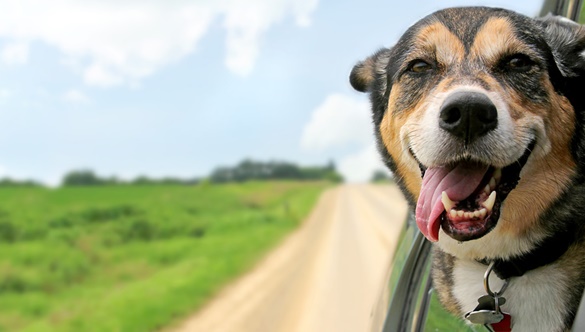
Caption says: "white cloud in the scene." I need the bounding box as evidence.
[301,93,372,151]
[0,0,318,86]
[1,42,28,65]
[338,144,387,182]
[291,0,317,27]
[301,93,391,182]
[62,89,90,104]
[222,0,318,75]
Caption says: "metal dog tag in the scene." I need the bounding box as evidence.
[465,295,506,325]
[465,309,504,325]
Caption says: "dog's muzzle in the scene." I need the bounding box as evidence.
[414,90,535,243]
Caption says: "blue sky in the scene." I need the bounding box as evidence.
[0,0,542,185]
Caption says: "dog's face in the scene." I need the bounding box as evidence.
[351,7,585,259]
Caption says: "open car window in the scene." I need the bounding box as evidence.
[380,216,485,332]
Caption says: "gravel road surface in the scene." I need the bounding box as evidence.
[171,184,408,332]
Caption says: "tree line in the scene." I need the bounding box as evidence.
[209,159,342,183]
[60,170,201,187]
[0,160,399,187]
[0,159,343,187]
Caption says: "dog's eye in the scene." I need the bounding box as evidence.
[505,54,534,72]
[409,60,432,73]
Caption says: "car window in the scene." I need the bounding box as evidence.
[387,217,417,296]
[424,287,484,331]
[381,216,486,332]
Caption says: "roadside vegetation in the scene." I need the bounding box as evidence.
[0,180,329,331]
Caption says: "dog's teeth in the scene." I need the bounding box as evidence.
[479,208,487,217]
[463,212,470,218]
[473,210,481,218]
[450,209,457,218]
[441,191,455,211]
[484,185,491,194]
[494,168,502,182]
[457,210,464,217]
[489,177,496,189]
[482,191,497,212]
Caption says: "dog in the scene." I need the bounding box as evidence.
[350,7,585,332]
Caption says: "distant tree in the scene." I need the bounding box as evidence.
[182,178,200,185]
[159,177,186,185]
[132,176,154,185]
[271,162,302,179]
[0,178,42,187]
[102,176,121,186]
[62,170,105,186]
[131,175,199,186]
[370,170,393,183]
[209,167,235,183]
[209,159,343,183]
[325,159,336,171]
[60,171,200,187]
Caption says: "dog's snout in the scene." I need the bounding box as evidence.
[439,92,498,144]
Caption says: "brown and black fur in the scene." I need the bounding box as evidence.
[351,7,585,331]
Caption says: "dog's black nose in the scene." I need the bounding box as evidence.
[439,92,498,144]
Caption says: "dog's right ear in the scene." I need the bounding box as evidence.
[349,48,391,93]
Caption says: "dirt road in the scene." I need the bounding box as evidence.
[171,184,409,332]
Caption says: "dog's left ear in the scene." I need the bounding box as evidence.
[540,15,585,77]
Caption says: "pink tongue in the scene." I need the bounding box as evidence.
[415,164,489,242]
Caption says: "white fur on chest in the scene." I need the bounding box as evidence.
[452,260,570,332]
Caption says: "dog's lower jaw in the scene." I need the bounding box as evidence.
[436,224,547,262]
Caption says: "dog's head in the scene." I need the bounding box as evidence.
[351,7,585,259]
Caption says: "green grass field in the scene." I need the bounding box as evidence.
[0,181,329,332]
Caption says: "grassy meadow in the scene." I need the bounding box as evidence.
[0,181,329,332]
